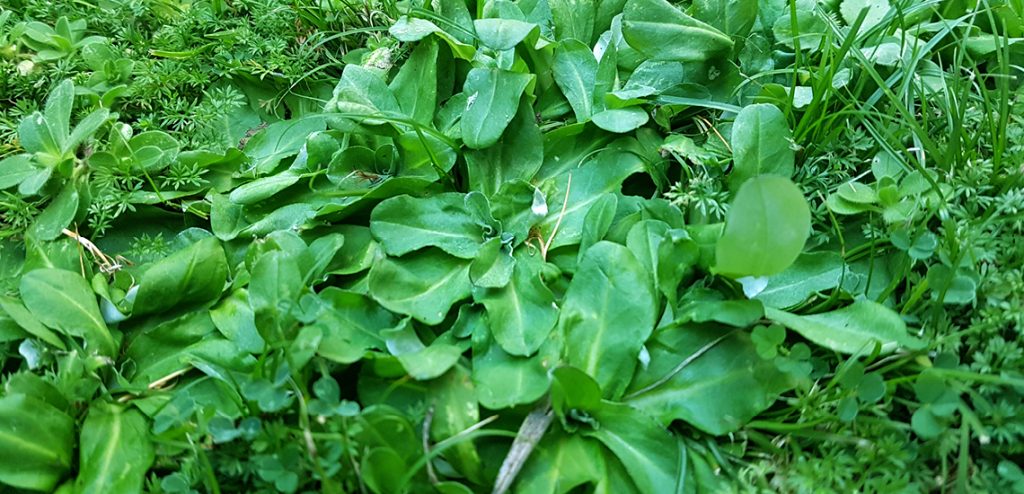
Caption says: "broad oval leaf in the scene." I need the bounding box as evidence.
[75,404,155,494]
[475,18,537,50]
[730,103,795,188]
[553,39,598,122]
[132,237,229,316]
[314,288,394,364]
[371,193,484,259]
[715,175,810,277]
[466,101,544,196]
[765,300,923,354]
[591,107,649,133]
[585,402,684,493]
[461,68,533,149]
[389,39,439,125]
[622,0,734,62]
[626,326,794,434]
[368,249,472,325]
[754,251,846,308]
[475,253,558,356]
[0,394,74,492]
[20,268,116,356]
[561,241,658,399]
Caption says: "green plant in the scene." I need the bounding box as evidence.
[1,0,1023,492]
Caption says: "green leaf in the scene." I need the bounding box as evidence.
[0,295,65,349]
[693,0,759,37]
[515,432,606,493]
[765,300,923,354]
[243,116,327,174]
[466,100,544,196]
[19,112,61,155]
[0,155,37,190]
[561,242,658,399]
[132,237,229,316]
[537,151,645,250]
[371,193,484,259]
[592,107,650,133]
[0,394,73,491]
[75,404,154,494]
[549,0,596,43]
[249,250,304,345]
[754,251,845,308]
[474,252,558,356]
[551,366,603,423]
[44,80,74,147]
[327,65,401,121]
[389,39,439,125]
[382,319,463,380]
[313,288,392,364]
[66,108,111,154]
[430,366,484,483]
[729,103,795,188]
[622,0,734,62]
[20,268,116,356]
[461,68,533,149]
[228,170,301,205]
[553,39,598,122]
[715,175,810,277]
[471,314,551,409]
[368,249,472,325]
[585,402,684,493]
[468,237,516,288]
[209,290,265,353]
[29,182,78,241]
[626,326,794,434]
[474,18,537,50]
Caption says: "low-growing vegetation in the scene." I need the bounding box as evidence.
[0,0,1022,492]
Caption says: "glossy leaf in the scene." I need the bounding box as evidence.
[0,394,73,491]
[371,193,483,259]
[622,0,733,62]
[368,249,472,325]
[20,268,116,356]
[29,182,78,240]
[729,103,795,188]
[475,253,558,356]
[754,252,846,308]
[561,242,658,399]
[75,404,154,494]
[585,402,684,493]
[465,100,544,196]
[765,300,923,354]
[553,39,598,122]
[626,326,794,434]
[389,39,439,124]
[461,68,532,149]
[132,237,228,316]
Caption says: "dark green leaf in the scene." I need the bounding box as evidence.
[0,394,73,492]
[622,0,733,62]
[20,268,116,356]
[461,68,533,149]
[75,404,154,494]
[132,237,228,316]
[561,242,658,399]
[368,249,472,325]
[729,103,795,188]
[371,193,483,259]
[765,300,923,354]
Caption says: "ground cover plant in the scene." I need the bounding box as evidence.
[0,0,1023,492]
